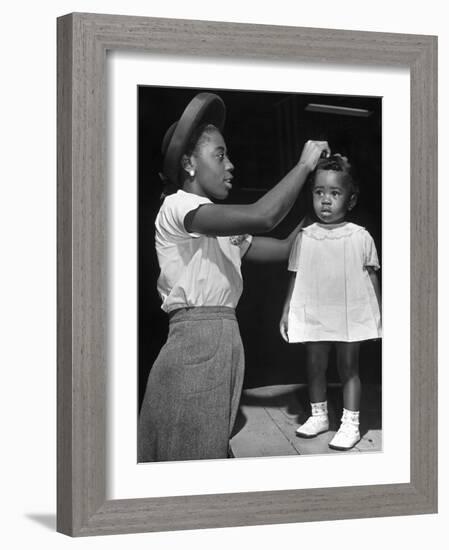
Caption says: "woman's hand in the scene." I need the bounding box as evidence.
[280,311,289,342]
[298,140,330,172]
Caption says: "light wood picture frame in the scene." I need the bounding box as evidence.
[57,12,437,537]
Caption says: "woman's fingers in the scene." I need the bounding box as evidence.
[299,140,331,170]
[316,140,331,158]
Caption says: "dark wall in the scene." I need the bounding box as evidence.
[138,86,382,407]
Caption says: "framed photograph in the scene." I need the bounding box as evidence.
[57,13,437,536]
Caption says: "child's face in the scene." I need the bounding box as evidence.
[312,170,355,224]
[189,129,234,200]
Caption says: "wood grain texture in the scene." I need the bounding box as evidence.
[57,13,74,536]
[57,12,438,536]
[409,35,438,507]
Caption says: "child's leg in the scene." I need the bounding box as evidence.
[329,342,361,450]
[335,342,361,410]
[296,342,331,438]
[306,341,331,403]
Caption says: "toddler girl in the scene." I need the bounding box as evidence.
[280,155,381,450]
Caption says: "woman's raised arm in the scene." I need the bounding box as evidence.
[185,140,329,236]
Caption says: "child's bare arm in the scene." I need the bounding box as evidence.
[280,272,296,342]
[367,267,381,315]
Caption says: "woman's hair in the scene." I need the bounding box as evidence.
[309,154,360,197]
[160,123,219,201]
[184,123,218,158]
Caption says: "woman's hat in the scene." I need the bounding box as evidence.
[161,92,226,186]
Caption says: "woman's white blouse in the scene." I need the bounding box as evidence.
[155,190,252,313]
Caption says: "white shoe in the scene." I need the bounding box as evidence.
[296,415,329,438]
[328,423,360,450]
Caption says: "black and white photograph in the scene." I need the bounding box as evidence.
[137,86,382,463]
[1,0,443,545]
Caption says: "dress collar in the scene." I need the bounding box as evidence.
[303,222,363,240]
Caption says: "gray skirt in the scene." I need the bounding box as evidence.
[138,306,245,462]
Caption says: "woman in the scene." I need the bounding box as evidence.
[138,92,329,462]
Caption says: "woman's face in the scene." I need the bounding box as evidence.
[188,128,234,200]
[312,170,355,224]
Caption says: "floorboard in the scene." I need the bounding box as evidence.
[230,383,382,458]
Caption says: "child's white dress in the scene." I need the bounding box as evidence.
[287,222,382,343]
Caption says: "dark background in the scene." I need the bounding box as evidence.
[138,86,382,409]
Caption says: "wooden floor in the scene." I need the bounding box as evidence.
[230,383,382,458]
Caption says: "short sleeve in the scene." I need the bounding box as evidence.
[288,231,303,272]
[363,231,380,270]
[163,191,211,238]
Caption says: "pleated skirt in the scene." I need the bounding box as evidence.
[138,306,245,462]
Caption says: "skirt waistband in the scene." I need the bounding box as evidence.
[168,306,236,323]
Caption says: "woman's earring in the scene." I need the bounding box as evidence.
[189,169,195,178]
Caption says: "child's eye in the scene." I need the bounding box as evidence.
[217,153,225,161]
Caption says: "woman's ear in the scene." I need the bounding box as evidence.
[181,154,196,178]
[181,154,191,171]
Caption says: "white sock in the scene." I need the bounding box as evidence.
[311,401,328,417]
[341,408,360,427]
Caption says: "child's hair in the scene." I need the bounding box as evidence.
[310,154,360,197]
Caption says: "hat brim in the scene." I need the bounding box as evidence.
[162,92,226,186]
